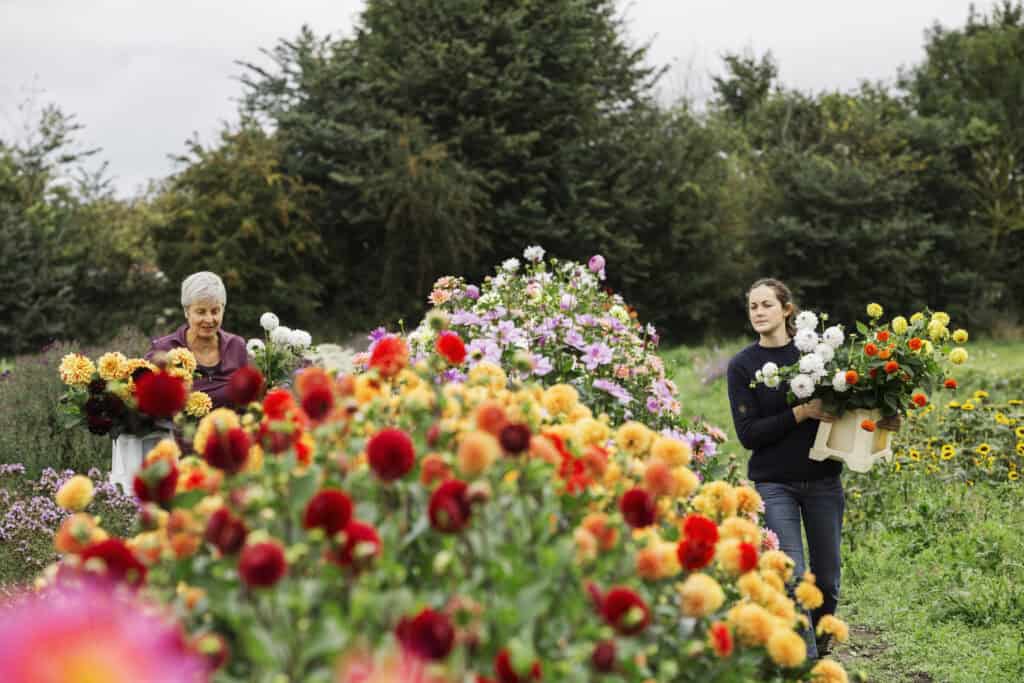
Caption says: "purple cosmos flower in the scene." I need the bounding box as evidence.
[467,338,502,365]
[496,320,525,347]
[588,255,605,273]
[532,355,554,376]
[463,285,480,300]
[582,342,613,371]
[592,378,633,405]
[685,431,718,463]
[559,294,577,311]
[451,310,485,327]
[564,329,587,351]
[368,326,388,343]
[440,368,467,384]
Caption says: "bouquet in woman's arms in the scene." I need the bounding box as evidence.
[58,348,211,439]
[245,312,314,391]
[755,304,969,424]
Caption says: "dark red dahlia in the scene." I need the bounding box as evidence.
[494,649,542,683]
[302,489,353,535]
[591,640,616,673]
[395,608,456,661]
[204,508,248,555]
[619,488,656,528]
[227,366,266,405]
[681,513,719,545]
[328,520,381,570]
[601,587,651,635]
[132,459,179,506]
[498,423,532,455]
[86,414,113,435]
[300,384,334,422]
[429,479,472,534]
[676,537,716,571]
[366,428,415,482]
[238,541,286,588]
[202,427,251,474]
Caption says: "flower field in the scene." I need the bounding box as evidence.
[0,253,1021,682]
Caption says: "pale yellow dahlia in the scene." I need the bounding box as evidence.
[59,353,96,386]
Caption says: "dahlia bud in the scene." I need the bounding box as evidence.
[467,481,492,505]
[425,309,450,331]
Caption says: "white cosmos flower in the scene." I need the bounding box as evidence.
[755,369,765,383]
[289,329,312,349]
[823,325,845,349]
[761,361,779,378]
[501,258,520,273]
[790,373,816,399]
[799,353,825,376]
[764,374,782,389]
[794,328,819,353]
[246,338,265,356]
[795,311,819,331]
[270,326,292,345]
[814,343,835,363]
[260,312,280,332]
[832,370,850,393]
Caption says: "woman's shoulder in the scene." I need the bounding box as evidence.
[728,342,762,369]
[220,329,247,348]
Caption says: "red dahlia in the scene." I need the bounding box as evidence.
[204,508,248,555]
[619,488,656,528]
[202,426,251,474]
[329,520,381,569]
[429,479,472,533]
[238,541,287,588]
[498,423,532,454]
[601,586,650,635]
[677,537,716,571]
[227,366,266,405]
[301,384,334,422]
[738,541,759,573]
[435,331,467,365]
[369,336,409,378]
[262,388,296,420]
[302,489,354,535]
[367,428,415,481]
[681,513,719,545]
[135,371,187,418]
[80,538,147,587]
[395,608,456,661]
[132,459,179,506]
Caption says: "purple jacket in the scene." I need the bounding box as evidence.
[147,324,249,409]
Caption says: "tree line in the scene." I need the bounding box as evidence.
[3,0,1023,355]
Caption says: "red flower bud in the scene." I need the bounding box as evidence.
[495,649,542,683]
[203,426,251,474]
[133,459,179,506]
[498,423,532,454]
[738,541,759,573]
[591,640,616,673]
[329,520,381,570]
[204,508,248,555]
[80,538,147,587]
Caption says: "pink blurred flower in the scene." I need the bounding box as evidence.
[0,583,207,683]
[761,528,780,552]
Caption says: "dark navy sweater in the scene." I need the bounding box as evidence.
[726,341,842,482]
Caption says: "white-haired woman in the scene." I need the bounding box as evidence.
[110,272,249,491]
[146,271,249,407]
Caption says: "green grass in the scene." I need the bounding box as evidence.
[666,335,1024,683]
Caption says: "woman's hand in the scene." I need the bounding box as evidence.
[794,399,837,423]
[877,414,902,431]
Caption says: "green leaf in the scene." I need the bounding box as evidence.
[172,489,206,509]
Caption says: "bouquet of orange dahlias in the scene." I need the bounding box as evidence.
[36,331,849,683]
[58,347,211,440]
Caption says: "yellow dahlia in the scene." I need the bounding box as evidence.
[59,353,96,386]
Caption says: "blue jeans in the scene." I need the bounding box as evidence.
[755,476,844,660]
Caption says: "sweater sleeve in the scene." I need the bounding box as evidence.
[727,358,798,451]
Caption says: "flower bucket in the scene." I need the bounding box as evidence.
[110,428,173,492]
[809,408,893,473]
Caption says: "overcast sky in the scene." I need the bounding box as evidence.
[1,0,982,197]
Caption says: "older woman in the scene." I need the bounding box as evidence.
[147,271,249,409]
[110,272,249,491]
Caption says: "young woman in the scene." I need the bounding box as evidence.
[726,278,840,659]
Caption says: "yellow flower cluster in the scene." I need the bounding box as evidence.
[164,348,198,386]
[96,352,129,381]
[184,391,213,418]
[55,475,95,511]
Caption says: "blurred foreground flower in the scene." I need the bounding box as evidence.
[0,583,207,683]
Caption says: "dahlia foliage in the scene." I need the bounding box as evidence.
[57,347,209,439]
[30,333,850,682]
[754,304,969,424]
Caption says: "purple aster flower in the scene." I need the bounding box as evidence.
[463,285,480,300]
[577,314,597,327]
[467,338,502,365]
[588,255,605,273]
[368,326,388,343]
[582,342,613,371]
[496,320,525,346]
[646,396,661,413]
[451,310,485,327]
